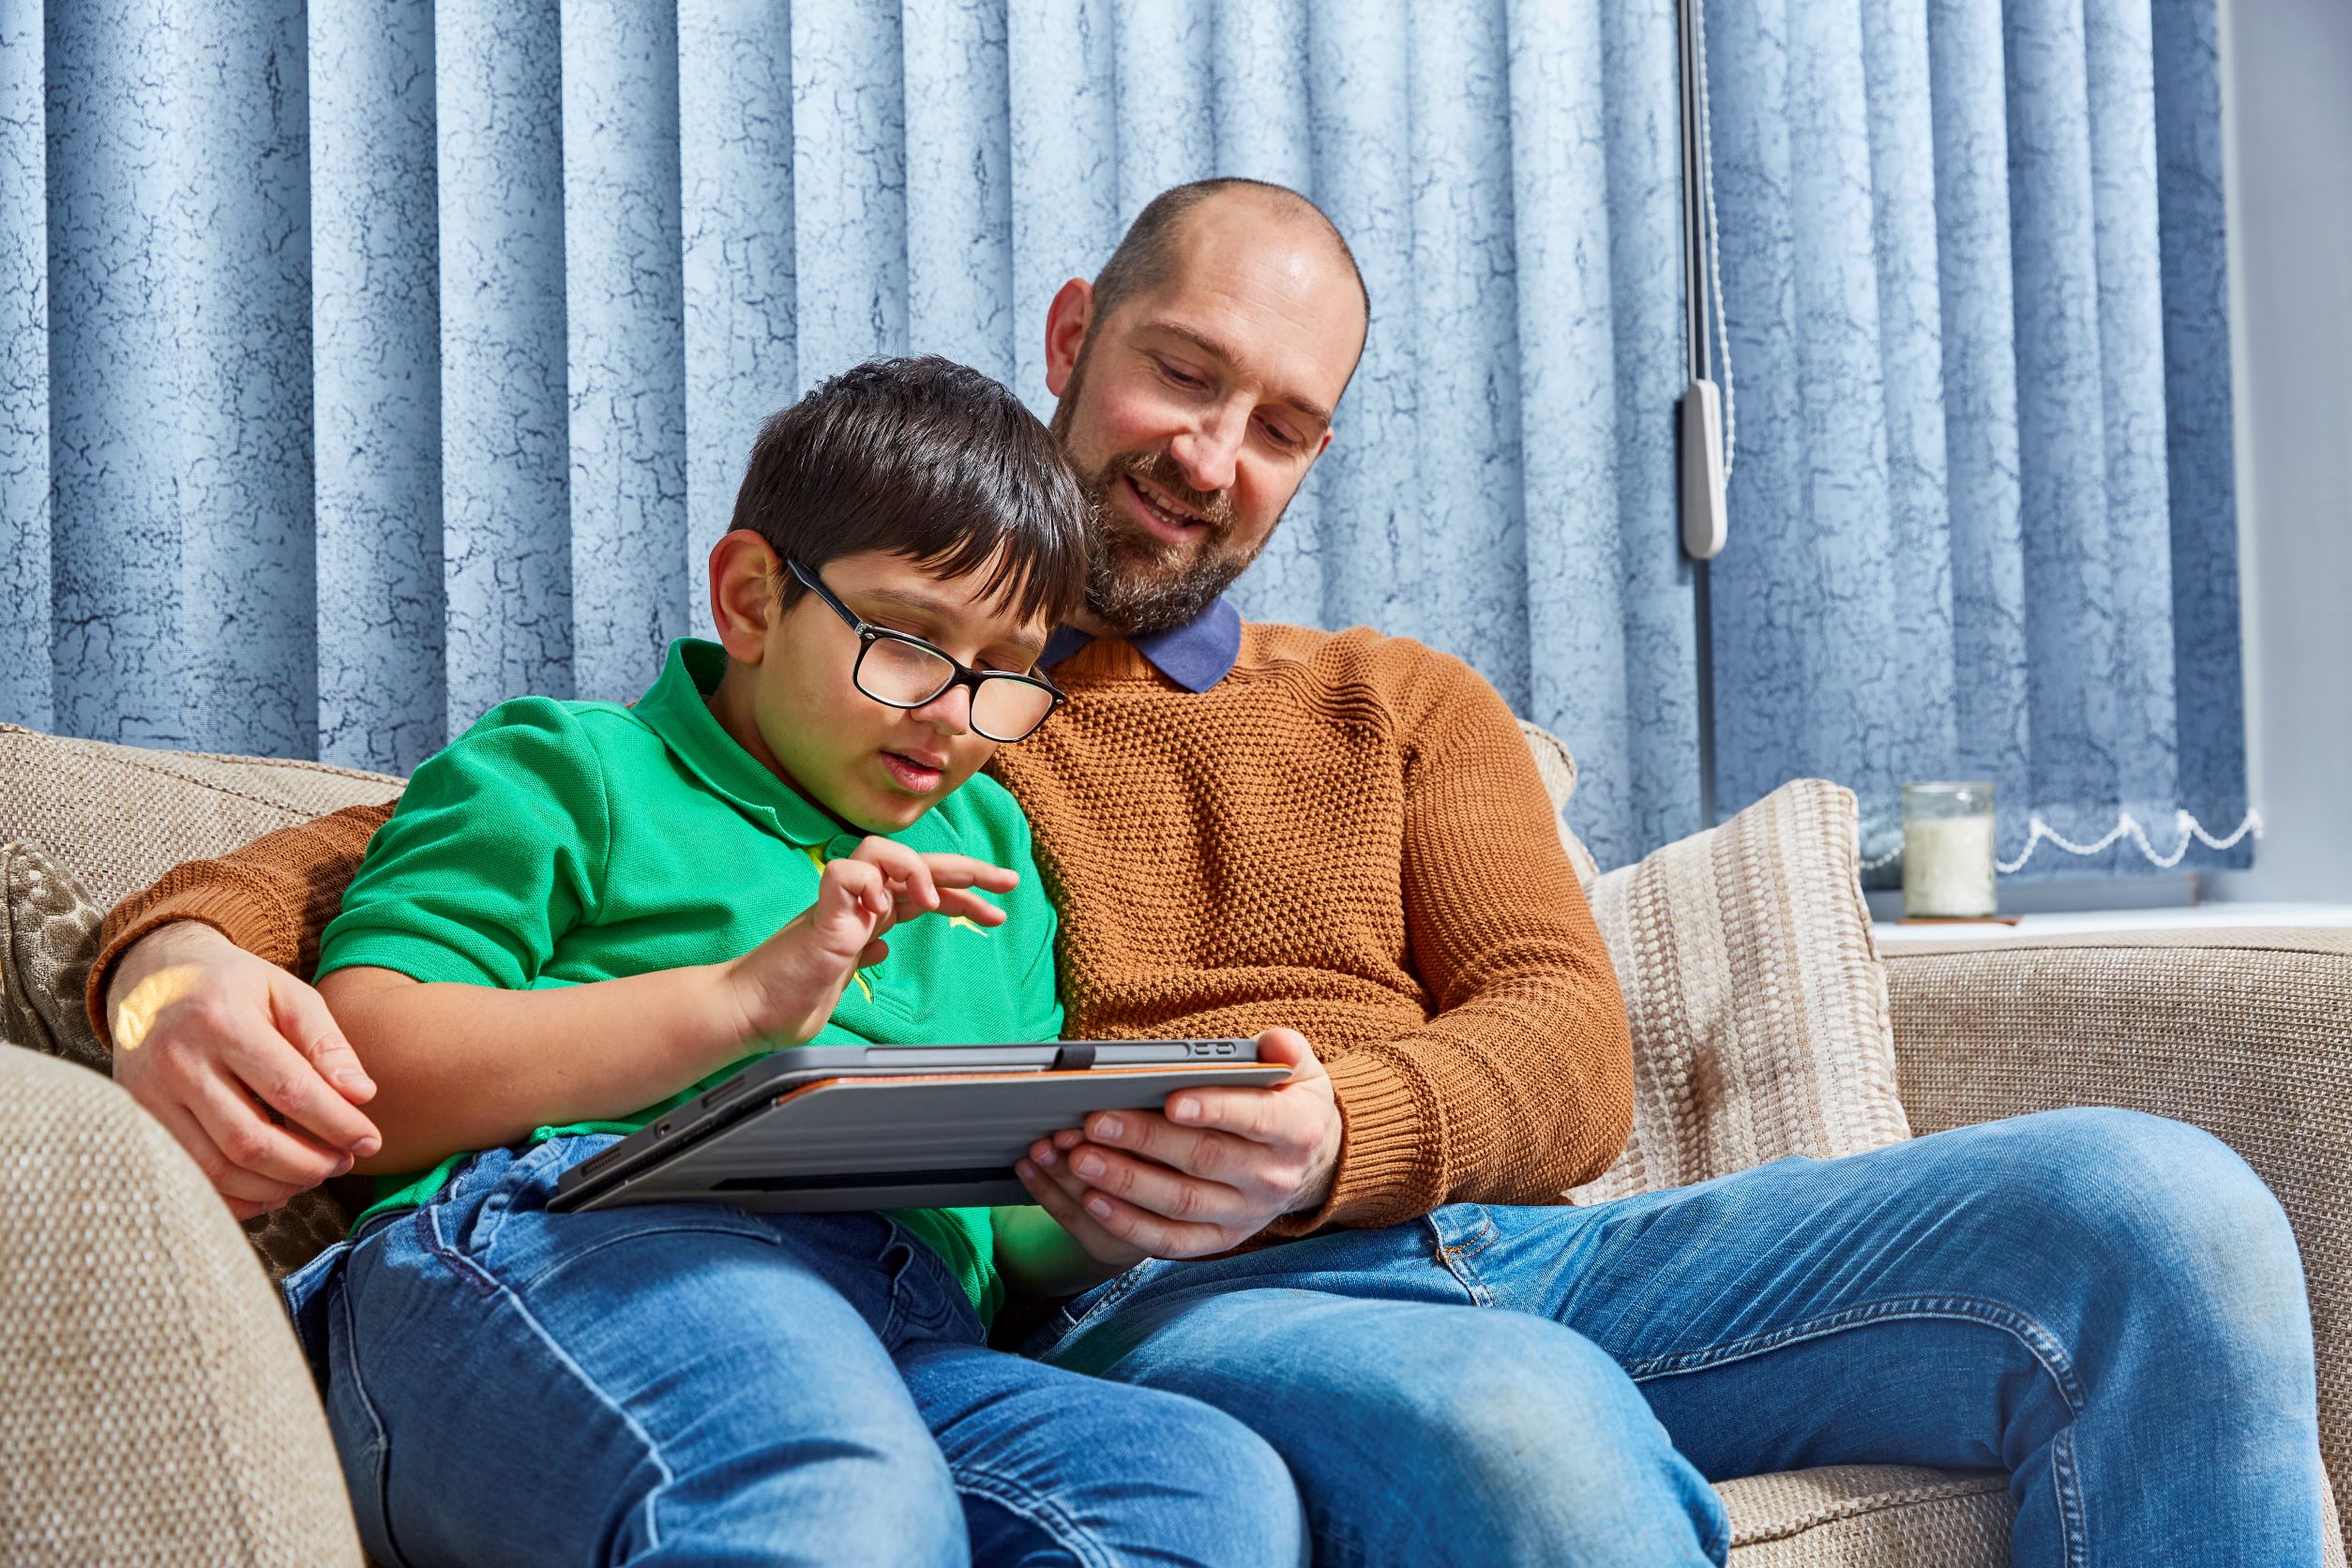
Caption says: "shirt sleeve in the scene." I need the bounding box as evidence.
[315,699,611,990]
[1267,649,1634,1236]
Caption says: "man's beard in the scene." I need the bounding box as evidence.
[1074,447,1268,636]
[1050,373,1274,636]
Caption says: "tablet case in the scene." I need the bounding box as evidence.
[558,1062,1290,1213]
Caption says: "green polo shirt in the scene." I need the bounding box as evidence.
[314,638,1063,1323]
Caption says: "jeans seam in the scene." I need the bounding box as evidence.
[330,1274,409,1568]
[951,1461,1118,1568]
[1620,1293,2088,1568]
[463,1245,682,1553]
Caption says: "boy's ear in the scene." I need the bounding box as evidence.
[1043,278,1093,398]
[709,530,784,663]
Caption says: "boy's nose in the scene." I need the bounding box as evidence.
[910,683,973,734]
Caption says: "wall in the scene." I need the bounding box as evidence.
[2207,0,2352,903]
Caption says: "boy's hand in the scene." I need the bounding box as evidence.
[722,837,1018,1044]
[1018,1029,1342,1258]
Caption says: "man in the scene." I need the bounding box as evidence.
[97,180,2330,1564]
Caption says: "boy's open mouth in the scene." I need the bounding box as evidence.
[881,750,944,793]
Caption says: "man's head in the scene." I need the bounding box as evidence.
[1046,179,1369,636]
[708,356,1090,832]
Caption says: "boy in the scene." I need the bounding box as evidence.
[283,357,1304,1567]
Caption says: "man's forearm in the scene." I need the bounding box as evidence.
[321,965,761,1173]
[88,799,395,1042]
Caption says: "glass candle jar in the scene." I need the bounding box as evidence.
[1902,782,1998,919]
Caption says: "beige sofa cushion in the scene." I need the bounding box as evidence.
[1572,778,1912,1203]
[1720,1466,2010,1566]
[0,722,402,913]
[0,1044,364,1562]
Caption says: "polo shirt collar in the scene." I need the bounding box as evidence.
[1041,596,1242,693]
[632,639,845,847]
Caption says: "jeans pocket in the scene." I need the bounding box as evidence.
[458,1135,618,1260]
[877,1218,965,1338]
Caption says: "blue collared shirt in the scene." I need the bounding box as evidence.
[1040,596,1242,693]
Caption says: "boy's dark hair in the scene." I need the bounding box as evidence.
[731,356,1091,626]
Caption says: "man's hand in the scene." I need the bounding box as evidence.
[1017,1028,1341,1259]
[724,837,1019,1045]
[107,922,384,1219]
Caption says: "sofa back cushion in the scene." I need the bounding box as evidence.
[0,723,403,913]
[1573,777,1913,1202]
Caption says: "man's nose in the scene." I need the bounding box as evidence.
[1168,408,1244,496]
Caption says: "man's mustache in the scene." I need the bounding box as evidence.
[1106,449,1233,535]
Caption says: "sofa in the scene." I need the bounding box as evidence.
[2,716,2345,1566]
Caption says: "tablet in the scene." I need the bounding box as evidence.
[547,1040,1288,1214]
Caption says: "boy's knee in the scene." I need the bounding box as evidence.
[1314,1316,1723,1562]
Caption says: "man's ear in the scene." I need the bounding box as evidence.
[1042,278,1094,398]
[708,530,783,664]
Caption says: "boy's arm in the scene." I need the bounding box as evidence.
[326,834,1020,1173]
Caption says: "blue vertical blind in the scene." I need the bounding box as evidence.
[1,0,1702,874]
[1700,0,2251,879]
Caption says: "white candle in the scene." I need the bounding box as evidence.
[1904,812,1997,917]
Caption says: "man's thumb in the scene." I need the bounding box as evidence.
[1254,1027,1318,1076]
[273,978,375,1103]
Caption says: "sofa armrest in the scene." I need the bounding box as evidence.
[1884,927,2352,1550]
[0,1043,363,1563]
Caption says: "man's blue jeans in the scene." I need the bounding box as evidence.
[284,1135,1307,1567]
[1028,1108,2332,1566]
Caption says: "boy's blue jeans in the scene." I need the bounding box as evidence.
[284,1135,1307,1567]
[1024,1108,2333,1566]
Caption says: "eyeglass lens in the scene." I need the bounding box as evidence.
[855,638,1055,741]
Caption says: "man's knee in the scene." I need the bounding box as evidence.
[1987,1108,2307,1343]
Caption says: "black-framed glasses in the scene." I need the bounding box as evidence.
[786,558,1064,743]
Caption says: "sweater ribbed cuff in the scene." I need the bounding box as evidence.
[84,867,302,1047]
[1262,1050,1431,1238]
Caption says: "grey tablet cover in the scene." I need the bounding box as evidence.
[566,1063,1290,1213]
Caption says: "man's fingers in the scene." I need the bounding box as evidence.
[149,1099,308,1209]
[1059,1141,1250,1226]
[1154,1085,1289,1145]
[268,975,376,1104]
[1065,1184,1229,1259]
[232,996,383,1156]
[181,1063,356,1191]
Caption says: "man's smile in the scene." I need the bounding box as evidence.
[1121,472,1214,545]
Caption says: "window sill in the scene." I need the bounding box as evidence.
[1873,901,2352,949]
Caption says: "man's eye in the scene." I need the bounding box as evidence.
[1260,419,1304,451]
[1157,360,1206,391]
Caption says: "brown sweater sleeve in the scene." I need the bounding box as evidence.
[1269,653,1634,1236]
[85,800,398,1044]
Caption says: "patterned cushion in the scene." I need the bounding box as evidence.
[1517,719,1602,887]
[0,840,109,1076]
[1572,778,1912,1203]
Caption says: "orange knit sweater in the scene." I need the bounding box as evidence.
[93,623,1633,1234]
